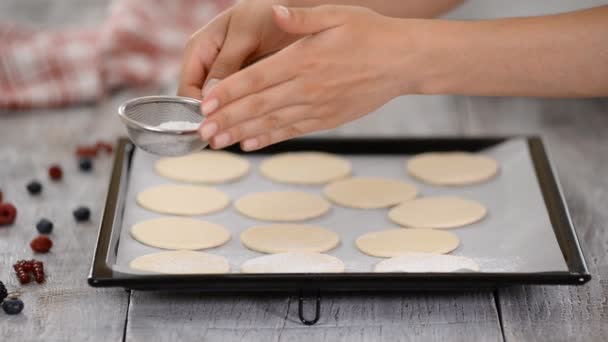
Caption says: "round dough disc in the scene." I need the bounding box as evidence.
[240,224,339,254]
[260,152,351,184]
[235,191,330,221]
[323,177,417,209]
[137,184,230,216]
[131,217,230,250]
[356,228,459,257]
[374,252,480,272]
[407,152,498,186]
[388,196,486,229]
[129,250,230,274]
[240,252,345,273]
[155,151,250,184]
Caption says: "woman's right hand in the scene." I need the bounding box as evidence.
[177,0,299,100]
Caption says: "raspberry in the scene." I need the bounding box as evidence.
[26,181,42,195]
[78,158,93,172]
[95,141,113,154]
[0,281,7,302]
[48,165,63,181]
[30,236,53,253]
[0,203,17,226]
[76,146,97,158]
[13,260,44,284]
[36,218,54,234]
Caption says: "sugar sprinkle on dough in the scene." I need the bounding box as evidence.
[240,252,345,273]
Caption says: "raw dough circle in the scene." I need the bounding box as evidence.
[407,152,498,185]
[129,250,230,274]
[323,177,417,209]
[235,191,330,221]
[374,252,480,272]
[240,224,339,254]
[388,196,486,229]
[240,252,345,273]
[355,228,460,257]
[137,184,230,216]
[155,151,250,184]
[260,152,351,184]
[131,217,230,250]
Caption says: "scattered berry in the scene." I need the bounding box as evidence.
[36,218,54,234]
[0,203,17,226]
[30,236,53,253]
[32,260,45,284]
[26,181,42,195]
[73,206,91,222]
[0,281,7,302]
[48,165,63,181]
[78,158,93,172]
[96,141,113,154]
[76,146,97,158]
[2,297,24,315]
[13,260,45,284]
[14,261,31,284]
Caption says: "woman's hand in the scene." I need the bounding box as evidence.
[177,0,299,100]
[199,5,419,151]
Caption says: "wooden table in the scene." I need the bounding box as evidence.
[1,1,607,341]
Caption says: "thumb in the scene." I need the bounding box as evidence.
[272,5,345,35]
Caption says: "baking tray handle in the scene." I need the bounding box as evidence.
[298,289,321,325]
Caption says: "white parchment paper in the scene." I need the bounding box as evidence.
[113,138,568,274]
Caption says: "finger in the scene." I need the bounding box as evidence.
[199,79,305,140]
[203,26,256,97]
[241,119,321,151]
[208,105,310,149]
[272,5,347,35]
[177,13,230,99]
[200,47,297,116]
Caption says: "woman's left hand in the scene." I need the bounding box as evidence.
[198,4,419,151]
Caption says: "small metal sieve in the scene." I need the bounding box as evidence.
[118,96,208,156]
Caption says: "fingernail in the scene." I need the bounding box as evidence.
[213,132,231,148]
[201,98,219,115]
[273,5,290,19]
[200,122,218,140]
[242,138,259,151]
[202,78,219,98]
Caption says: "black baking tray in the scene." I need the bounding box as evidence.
[88,137,591,293]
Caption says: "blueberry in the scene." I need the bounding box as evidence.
[78,158,93,172]
[0,281,7,302]
[73,206,90,222]
[36,218,54,234]
[26,181,42,195]
[2,297,24,315]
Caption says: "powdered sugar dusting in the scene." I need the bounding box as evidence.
[152,120,200,131]
[374,252,481,273]
[240,252,345,273]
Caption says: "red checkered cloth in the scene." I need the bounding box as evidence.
[0,0,233,110]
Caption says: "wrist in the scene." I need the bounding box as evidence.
[392,19,472,96]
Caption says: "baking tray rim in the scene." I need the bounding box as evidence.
[88,136,591,292]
